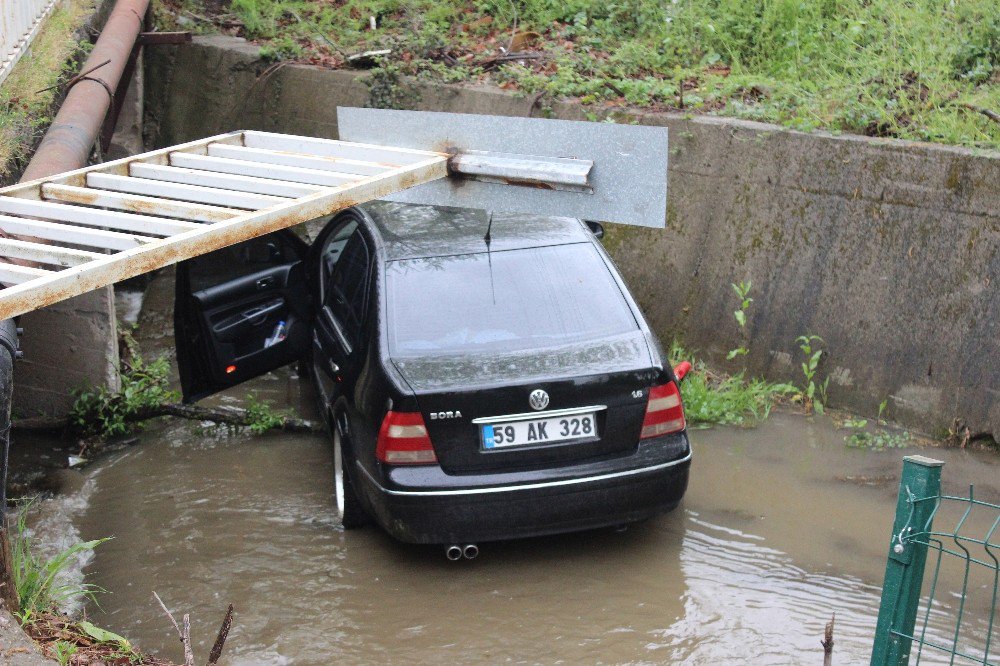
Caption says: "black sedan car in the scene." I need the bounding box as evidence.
[175,202,691,551]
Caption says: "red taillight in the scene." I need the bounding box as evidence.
[376,411,437,465]
[641,381,686,438]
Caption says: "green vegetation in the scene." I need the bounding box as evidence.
[0,0,95,182]
[795,334,828,415]
[726,280,752,362]
[668,279,794,427]
[10,503,108,624]
[70,354,179,438]
[11,504,153,663]
[53,640,78,666]
[671,342,796,427]
[843,399,912,450]
[159,0,999,147]
[244,392,288,434]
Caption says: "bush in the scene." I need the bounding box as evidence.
[70,354,178,438]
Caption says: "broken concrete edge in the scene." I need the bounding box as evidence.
[144,35,999,441]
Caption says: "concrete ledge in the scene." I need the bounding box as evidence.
[145,36,1000,439]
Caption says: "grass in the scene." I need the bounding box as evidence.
[9,504,165,663]
[157,0,1000,148]
[671,343,796,427]
[10,503,107,624]
[0,0,95,183]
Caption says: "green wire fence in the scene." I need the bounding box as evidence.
[872,456,1000,665]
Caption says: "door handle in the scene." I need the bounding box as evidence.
[328,360,340,375]
[256,276,275,290]
[243,300,282,322]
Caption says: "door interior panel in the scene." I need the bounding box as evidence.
[175,231,311,402]
[192,263,310,386]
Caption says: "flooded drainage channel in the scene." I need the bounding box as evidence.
[21,278,1000,664]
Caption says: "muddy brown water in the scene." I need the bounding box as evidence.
[22,273,1000,665]
[35,404,997,665]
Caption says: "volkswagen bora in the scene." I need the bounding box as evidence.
[175,202,691,548]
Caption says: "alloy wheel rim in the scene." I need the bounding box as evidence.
[333,426,345,519]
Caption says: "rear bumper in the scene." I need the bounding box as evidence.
[354,435,691,544]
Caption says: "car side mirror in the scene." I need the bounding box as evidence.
[585,220,605,239]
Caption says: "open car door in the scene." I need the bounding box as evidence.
[175,230,312,402]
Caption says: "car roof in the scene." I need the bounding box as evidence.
[357,201,592,261]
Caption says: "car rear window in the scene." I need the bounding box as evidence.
[386,243,640,356]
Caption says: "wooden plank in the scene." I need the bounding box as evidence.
[129,163,322,198]
[87,173,286,210]
[207,144,390,177]
[243,131,439,166]
[0,238,103,267]
[0,155,448,319]
[0,195,204,234]
[42,183,235,226]
[0,263,55,286]
[168,153,360,187]
[0,214,154,250]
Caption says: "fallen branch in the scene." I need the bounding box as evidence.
[822,612,835,666]
[960,102,1000,124]
[154,592,193,666]
[132,403,323,433]
[208,604,234,664]
[13,403,323,434]
[476,51,543,69]
[155,593,234,666]
[182,615,194,666]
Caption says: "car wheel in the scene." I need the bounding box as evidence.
[334,425,370,529]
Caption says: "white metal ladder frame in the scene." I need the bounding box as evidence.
[0,131,448,320]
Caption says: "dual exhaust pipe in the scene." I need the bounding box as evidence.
[445,544,478,561]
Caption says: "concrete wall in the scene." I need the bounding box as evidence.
[146,36,1000,440]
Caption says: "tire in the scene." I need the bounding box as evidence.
[334,425,370,529]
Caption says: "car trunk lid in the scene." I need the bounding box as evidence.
[393,333,656,473]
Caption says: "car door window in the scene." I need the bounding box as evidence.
[326,230,370,351]
[187,233,301,292]
[318,219,358,304]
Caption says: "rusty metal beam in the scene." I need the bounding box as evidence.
[0,146,447,319]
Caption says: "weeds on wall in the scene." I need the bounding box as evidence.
[726,280,752,363]
[795,334,828,415]
[671,279,795,427]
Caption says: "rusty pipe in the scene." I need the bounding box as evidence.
[19,0,150,182]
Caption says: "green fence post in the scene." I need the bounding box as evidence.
[871,455,944,665]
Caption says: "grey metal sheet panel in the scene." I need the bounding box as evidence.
[337,107,668,229]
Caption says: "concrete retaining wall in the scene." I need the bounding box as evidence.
[146,36,1000,440]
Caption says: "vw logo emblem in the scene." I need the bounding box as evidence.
[529,389,549,411]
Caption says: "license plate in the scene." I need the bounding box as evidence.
[482,412,596,449]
